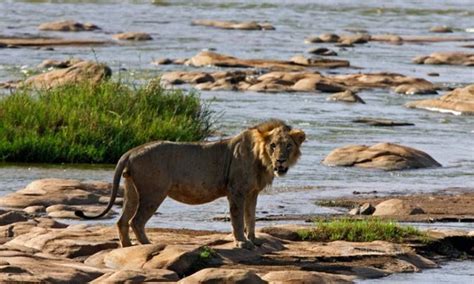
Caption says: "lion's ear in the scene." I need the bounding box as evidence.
[290,129,306,146]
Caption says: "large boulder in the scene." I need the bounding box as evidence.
[262,270,354,284]
[179,268,265,284]
[413,52,473,66]
[322,143,441,170]
[38,20,100,31]
[192,19,274,30]
[21,61,111,89]
[406,84,474,115]
[373,199,425,216]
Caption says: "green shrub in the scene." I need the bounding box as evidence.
[297,218,426,243]
[0,80,213,163]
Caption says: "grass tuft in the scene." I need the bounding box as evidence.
[297,218,427,243]
[0,79,213,163]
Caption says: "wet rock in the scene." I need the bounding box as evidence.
[393,84,438,95]
[0,211,28,226]
[370,34,403,43]
[179,268,265,284]
[339,33,371,44]
[373,199,425,216]
[308,47,338,56]
[154,58,174,65]
[352,118,414,127]
[91,269,179,283]
[0,36,108,47]
[319,33,340,43]
[0,246,105,282]
[406,84,474,115]
[348,208,360,215]
[38,20,100,32]
[178,51,350,70]
[262,270,354,284]
[322,142,441,170]
[412,52,474,66]
[112,32,152,41]
[327,90,365,103]
[430,26,453,33]
[21,61,111,89]
[0,179,121,209]
[192,19,275,30]
[37,58,83,69]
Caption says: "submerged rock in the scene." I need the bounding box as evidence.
[406,84,474,115]
[21,61,111,89]
[192,19,275,30]
[112,32,152,41]
[413,52,474,66]
[0,36,108,47]
[430,26,453,33]
[327,90,366,103]
[308,47,338,56]
[38,20,100,32]
[322,143,441,170]
[352,118,414,127]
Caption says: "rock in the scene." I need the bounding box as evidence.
[406,84,474,115]
[37,58,83,69]
[319,33,340,42]
[0,211,28,226]
[327,90,365,103]
[359,203,376,215]
[0,36,107,47]
[103,243,204,276]
[352,118,414,127]
[259,225,307,241]
[38,20,100,32]
[112,32,152,41]
[154,58,174,65]
[91,269,179,283]
[430,26,453,33]
[23,206,46,215]
[322,143,441,170]
[0,246,105,282]
[6,225,119,258]
[393,84,438,95]
[192,19,275,30]
[179,268,265,284]
[308,47,338,56]
[339,34,371,44]
[0,179,121,209]
[0,217,67,240]
[262,270,353,284]
[371,34,403,43]
[46,204,116,219]
[412,52,474,66]
[373,199,425,216]
[21,61,111,89]
[290,55,349,68]
[349,208,360,215]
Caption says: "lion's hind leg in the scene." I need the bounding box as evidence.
[130,183,168,245]
[116,177,138,247]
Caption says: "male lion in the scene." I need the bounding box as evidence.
[75,119,305,249]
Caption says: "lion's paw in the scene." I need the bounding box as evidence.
[235,240,255,250]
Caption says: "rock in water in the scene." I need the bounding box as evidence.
[38,20,100,31]
[112,32,152,41]
[322,143,441,170]
[373,199,425,216]
[327,90,366,103]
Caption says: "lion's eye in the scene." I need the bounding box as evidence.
[270,143,276,149]
[287,143,292,150]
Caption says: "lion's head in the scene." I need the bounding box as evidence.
[250,119,306,177]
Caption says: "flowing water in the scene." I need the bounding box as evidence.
[0,1,473,281]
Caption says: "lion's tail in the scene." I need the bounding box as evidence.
[75,152,130,219]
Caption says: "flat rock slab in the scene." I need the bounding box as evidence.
[192,19,274,30]
[406,84,474,115]
[91,269,179,283]
[322,142,441,171]
[0,179,121,212]
[163,51,350,71]
[352,118,414,127]
[262,270,354,283]
[21,61,111,89]
[38,20,100,31]
[0,36,108,47]
[413,52,474,66]
[161,70,437,95]
[179,268,266,283]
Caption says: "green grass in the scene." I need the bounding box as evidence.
[297,219,427,243]
[0,79,213,163]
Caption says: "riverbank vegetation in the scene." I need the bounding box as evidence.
[0,80,213,163]
[297,219,427,243]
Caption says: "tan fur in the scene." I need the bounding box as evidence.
[78,119,305,249]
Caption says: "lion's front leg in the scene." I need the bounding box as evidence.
[244,191,258,243]
[227,192,254,250]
